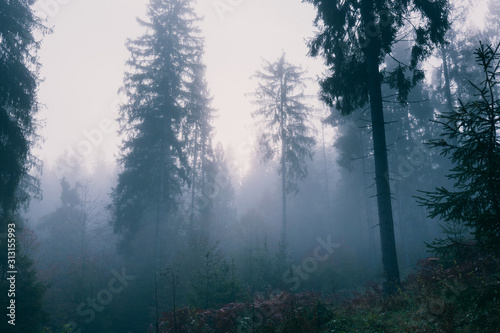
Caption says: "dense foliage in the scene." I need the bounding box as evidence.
[110,0,207,249]
[0,0,44,213]
[0,1,47,332]
[418,42,500,253]
[153,256,500,332]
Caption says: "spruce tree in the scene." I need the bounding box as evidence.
[418,42,500,254]
[111,0,205,251]
[304,0,449,293]
[0,0,45,214]
[110,2,214,330]
[0,1,48,331]
[250,53,316,248]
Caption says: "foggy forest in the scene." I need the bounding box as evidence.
[1,0,499,332]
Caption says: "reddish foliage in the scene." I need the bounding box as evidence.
[155,291,326,333]
[348,281,384,309]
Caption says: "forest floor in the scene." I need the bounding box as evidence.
[152,257,500,333]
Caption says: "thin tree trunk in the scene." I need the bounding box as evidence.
[200,121,209,236]
[441,46,454,113]
[190,123,199,239]
[363,3,400,293]
[321,120,333,235]
[154,133,166,333]
[205,253,210,309]
[155,138,165,266]
[280,74,287,248]
[78,186,88,300]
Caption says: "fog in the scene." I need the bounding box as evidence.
[2,0,499,332]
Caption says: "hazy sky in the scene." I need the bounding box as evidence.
[33,0,489,178]
[33,0,325,177]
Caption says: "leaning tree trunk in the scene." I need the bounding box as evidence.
[363,5,400,294]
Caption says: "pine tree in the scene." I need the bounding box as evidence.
[418,42,500,254]
[250,53,316,248]
[305,0,449,293]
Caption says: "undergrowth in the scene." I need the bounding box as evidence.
[153,256,500,333]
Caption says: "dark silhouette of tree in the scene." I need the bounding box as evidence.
[110,0,206,252]
[304,0,449,293]
[0,0,45,214]
[109,1,214,330]
[418,42,500,254]
[0,228,47,333]
[250,53,315,248]
[186,65,216,240]
[0,1,48,331]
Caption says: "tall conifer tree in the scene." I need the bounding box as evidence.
[0,1,47,331]
[111,0,206,252]
[250,53,316,248]
[305,0,449,293]
[0,0,44,214]
[419,42,500,253]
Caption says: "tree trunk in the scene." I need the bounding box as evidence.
[441,46,454,113]
[280,76,287,248]
[155,138,164,266]
[363,4,400,293]
[189,123,199,239]
[321,120,333,235]
[360,134,378,270]
[154,136,165,333]
[200,121,209,236]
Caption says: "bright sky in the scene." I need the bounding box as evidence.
[33,0,325,178]
[33,0,490,180]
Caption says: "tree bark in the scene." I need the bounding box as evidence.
[362,3,400,294]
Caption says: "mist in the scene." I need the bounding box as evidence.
[1,0,499,332]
